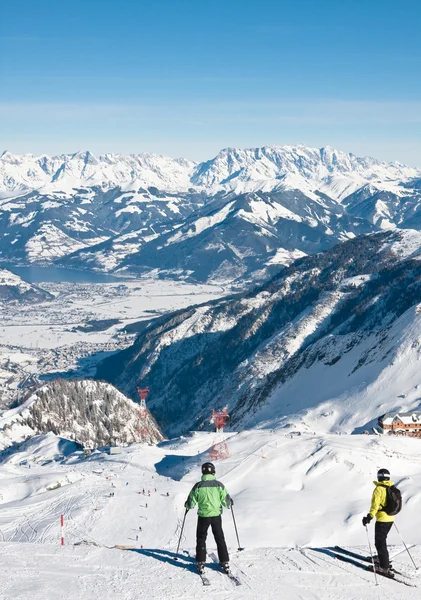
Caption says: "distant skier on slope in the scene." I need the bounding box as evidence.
[184,462,233,573]
[362,468,401,576]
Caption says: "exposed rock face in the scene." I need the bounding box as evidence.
[0,379,163,449]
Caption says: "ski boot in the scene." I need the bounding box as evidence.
[374,559,393,570]
[220,562,231,575]
[376,566,395,578]
[372,556,393,570]
[196,562,205,574]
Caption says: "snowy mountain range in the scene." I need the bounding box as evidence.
[1,146,417,199]
[96,229,421,436]
[0,379,163,449]
[1,145,421,282]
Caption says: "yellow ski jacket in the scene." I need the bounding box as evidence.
[368,480,395,522]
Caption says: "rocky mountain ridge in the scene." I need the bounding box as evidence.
[96,229,421,436]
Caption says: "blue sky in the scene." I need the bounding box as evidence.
[1,0,421,165]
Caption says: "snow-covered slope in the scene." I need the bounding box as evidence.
[344,179,421,230]
[0,268,53,303]
[0,186,205,265]
[96,229,421,436]
[62,189,372,283]
[0,379,162,449]
[0,429,420,599]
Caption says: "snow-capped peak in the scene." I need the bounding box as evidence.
[191,144,419,198]
[1,145,419,201]
[0,151,198,199]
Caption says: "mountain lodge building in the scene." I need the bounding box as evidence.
[379,412,421,437]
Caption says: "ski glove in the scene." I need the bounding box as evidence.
[225,494,233,509]
[362,514,372,526]
[184,501,190,511]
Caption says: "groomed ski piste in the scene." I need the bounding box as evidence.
[1,430,421,599]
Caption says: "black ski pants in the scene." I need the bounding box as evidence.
[375,521,393,570]
[196,515,229,563]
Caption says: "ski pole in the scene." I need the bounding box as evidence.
[174,509,188,559]
[231,505,244,551]
[365,525,379,586]
[393,522,418,570]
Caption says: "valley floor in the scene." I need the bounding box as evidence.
[0,277,228,406]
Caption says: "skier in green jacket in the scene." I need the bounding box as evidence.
[185,462,233,573]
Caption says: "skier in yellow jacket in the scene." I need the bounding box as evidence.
[362,468,394,574]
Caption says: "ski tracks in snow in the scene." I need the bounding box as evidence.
[0,542,419,599]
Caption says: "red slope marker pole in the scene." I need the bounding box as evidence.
[60,514,65,546]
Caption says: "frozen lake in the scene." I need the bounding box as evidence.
[2,264,128,284]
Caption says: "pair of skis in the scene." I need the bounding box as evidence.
[196,564,241,587]
[334,546,417,587]
[184,550,242,587]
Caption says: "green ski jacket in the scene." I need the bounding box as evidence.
[185,474,232,517]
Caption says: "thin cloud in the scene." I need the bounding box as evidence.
[2,99,421,127]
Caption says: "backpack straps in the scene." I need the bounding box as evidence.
[377,483,388,511]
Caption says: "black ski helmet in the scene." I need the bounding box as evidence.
[201,462,216,475]
[377,468,391,482]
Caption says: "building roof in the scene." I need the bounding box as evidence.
[379,411,421,425]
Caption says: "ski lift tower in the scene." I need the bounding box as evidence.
[137,387,151,442]
[210,407,230,461]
